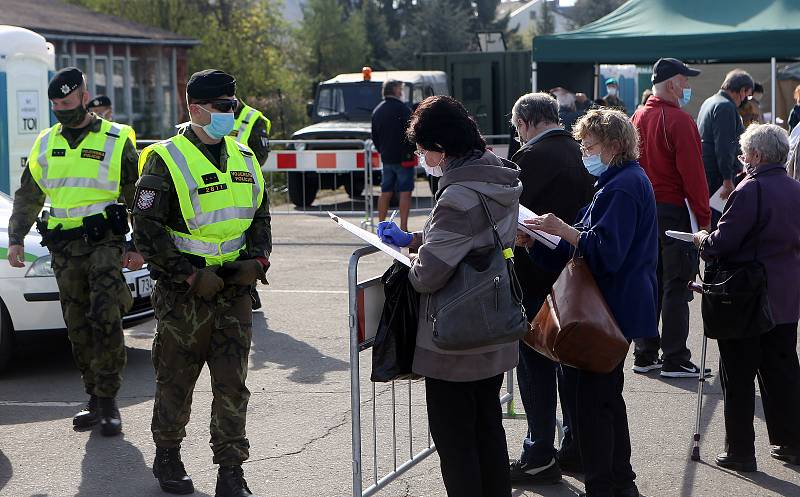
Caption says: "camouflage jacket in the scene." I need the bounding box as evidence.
[8,114,139,247]
[132,126,272,284]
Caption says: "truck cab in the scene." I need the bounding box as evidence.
[287,69,448,207]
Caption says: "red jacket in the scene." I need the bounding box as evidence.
[632,97,711,228]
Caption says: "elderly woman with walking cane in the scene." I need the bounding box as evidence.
[693,123,800,472]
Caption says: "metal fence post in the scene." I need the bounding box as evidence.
[363,139,375,231]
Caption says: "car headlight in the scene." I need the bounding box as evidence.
[26,254,54,278]
[294,142,306,151]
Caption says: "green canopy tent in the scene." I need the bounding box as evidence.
[532,0,800,121]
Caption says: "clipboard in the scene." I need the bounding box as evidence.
[328,212,412,267]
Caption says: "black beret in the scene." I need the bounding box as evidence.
[186,69,236,100]
[87,95,112,108]
[48,67,84,99]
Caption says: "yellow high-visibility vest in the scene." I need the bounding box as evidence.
[139,135,265,266]
[232,103,271,144]
[28,119,133,230]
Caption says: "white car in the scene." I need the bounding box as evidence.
[0,193,153,369]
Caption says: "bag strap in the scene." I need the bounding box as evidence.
[455,184,512,259]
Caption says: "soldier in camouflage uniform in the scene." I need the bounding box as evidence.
[133,69,270,497]
[231,99,270,311]
[7,67,142,436]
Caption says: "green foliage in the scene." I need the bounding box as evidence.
[387,0,475,67]
[299,0,371,81]
[536,0,556,35]
[571,0,626,28]
[65,0,308,137]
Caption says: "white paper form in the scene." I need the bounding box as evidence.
[517,205,561,249]
[709,186,726,214]
[684,199,699,233]
[328,212,412,267]
[665,230,695,243]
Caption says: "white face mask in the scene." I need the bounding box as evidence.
[420,154,444,177]
[607,86,618,97]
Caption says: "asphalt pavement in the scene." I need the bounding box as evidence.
[0,192,798,497]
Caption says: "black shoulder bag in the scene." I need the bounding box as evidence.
[700,180,775,340]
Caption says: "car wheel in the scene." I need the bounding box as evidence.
[0,301,14,371]
[287,172,319,207]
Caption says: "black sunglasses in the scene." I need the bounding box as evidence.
[195,98,238,113]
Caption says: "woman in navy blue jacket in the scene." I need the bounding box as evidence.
[519,109,659,497]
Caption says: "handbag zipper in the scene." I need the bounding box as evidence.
[494,276,500,311]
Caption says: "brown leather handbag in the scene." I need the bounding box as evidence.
[525,256,630,373]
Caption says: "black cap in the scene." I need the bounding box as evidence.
[48,67,84,99]
[652,58,701,84]
[186,69,236,100]
[87,95,112,109]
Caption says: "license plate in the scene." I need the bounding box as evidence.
[136,275,153,298]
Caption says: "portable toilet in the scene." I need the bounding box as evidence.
[0,25,55,196]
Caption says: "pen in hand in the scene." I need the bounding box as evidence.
[388,209,398,225]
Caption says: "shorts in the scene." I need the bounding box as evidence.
[381,163,415,193]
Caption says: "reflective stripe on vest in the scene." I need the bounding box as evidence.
[235,108,256,144]
[50,201,115,219]
[170,233,246,257]
[161,140,262,230]
[36,123,123,191]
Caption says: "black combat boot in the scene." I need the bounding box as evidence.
[97,397,122,436]
[72,395,99,428]
[153,447,194,495]
[215,465,256,497]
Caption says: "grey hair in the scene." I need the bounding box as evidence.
[511,92,560,128]
[382,79,403,96]
[740,123,790,164]
[721,69,754,92]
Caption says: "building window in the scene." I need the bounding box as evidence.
[94,57,108,97]
[112,58,127,122]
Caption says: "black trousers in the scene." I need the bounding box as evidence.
[635,203,697,364]
[425,374,511,497]
[717,322,800,455]
[576,363,636,497]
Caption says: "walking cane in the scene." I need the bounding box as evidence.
[688,281,706,461]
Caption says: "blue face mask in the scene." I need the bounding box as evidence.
[679,88,692,107]
[198,107,235,140]
[582,154,608,177]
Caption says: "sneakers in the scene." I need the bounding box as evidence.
[715,452,757,472]
[509,458,562,484]
[72,395,99,429]
[153,447,194,495]
[771,446,800,465]
[632,356,663,374]
[660,360,713,378]
[215,465,256,497]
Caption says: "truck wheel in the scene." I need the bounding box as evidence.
[0,302,14,372]
[345,174,365,198]
[288,172,319,207]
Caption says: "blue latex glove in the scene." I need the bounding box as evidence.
[377,221,413,247]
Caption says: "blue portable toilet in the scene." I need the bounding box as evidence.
[0,25,54,196]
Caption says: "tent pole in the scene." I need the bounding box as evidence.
[771,57,777,125]
[532,61,538,92]
[594,64,600,100]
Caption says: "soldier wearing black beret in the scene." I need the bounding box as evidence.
[134,69,270,497]
[87,95,113,120]
[7,67,143,437]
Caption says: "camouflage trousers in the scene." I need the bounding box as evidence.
[150,279,253,466]
[51,242,132,398]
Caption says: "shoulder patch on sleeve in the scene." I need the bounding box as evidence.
[136,189,157,211]
[136,174,169,191]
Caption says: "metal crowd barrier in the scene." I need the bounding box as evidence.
[348,246,517,497]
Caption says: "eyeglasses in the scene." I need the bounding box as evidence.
[414,150,426,158]
[195,98,238,113]
[580,141,600,155]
